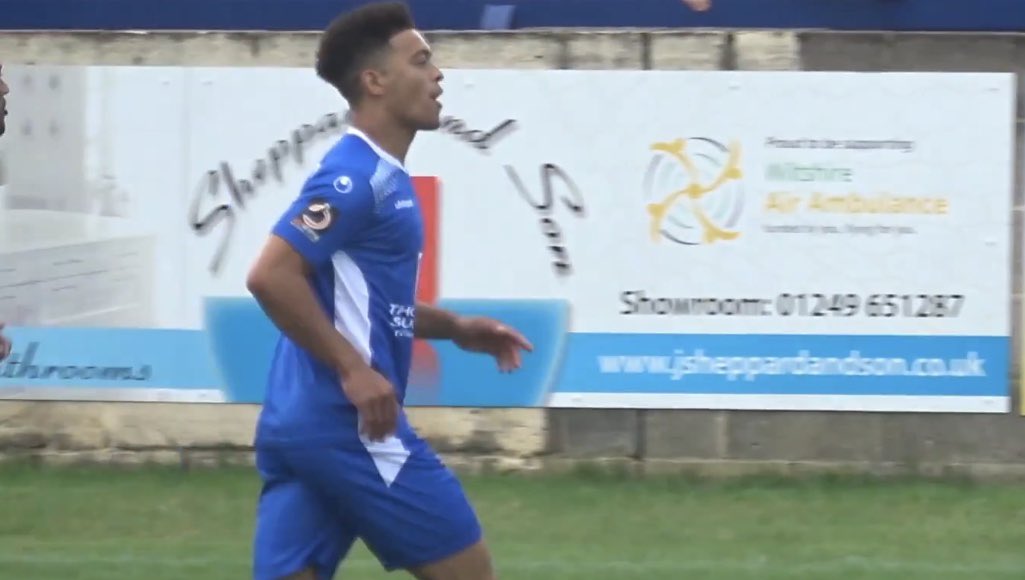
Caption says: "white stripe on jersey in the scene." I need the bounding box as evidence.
[331,252,373,363]
[370,159,402,208]
[332,249,410,486]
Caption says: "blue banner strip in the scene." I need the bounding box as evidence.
[0,322,1009,403]
[0,327,220,390]
[558,333,1009,397]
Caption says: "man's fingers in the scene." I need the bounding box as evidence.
[365,397,388,441]
[363,394,397,442]
[502,350,517,372]
[381,396,398,438]
[498,347,521,373]
[374,396,388,438]
[499,326,533,352]
[370,405,387,441]
[359,403,377,439]
[514,333,533,352]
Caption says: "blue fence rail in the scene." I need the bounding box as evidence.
[1,0,1024,32]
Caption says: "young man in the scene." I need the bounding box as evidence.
[245,3,532,579]
[0,64,11,362]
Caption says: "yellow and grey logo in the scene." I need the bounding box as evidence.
[643,137,744,245]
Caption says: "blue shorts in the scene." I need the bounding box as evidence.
[251,437,482,579]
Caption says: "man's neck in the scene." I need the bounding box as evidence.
[348,110,415,167]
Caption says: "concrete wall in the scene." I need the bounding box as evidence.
[1,30,1024,479]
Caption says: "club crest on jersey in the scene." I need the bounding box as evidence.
[291,198,336,242]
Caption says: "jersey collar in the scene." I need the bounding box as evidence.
[346,127,407,173]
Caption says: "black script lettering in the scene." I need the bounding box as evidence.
[222,162,255,208]
[504,163,586,277]
[188,169,237,276]
[539,216,561,241]
[187,112,348,274]
[548,245,572,276]
[293,124,317,163]
[440,116,518,153]
[268,140,291,181]
[505,163,586,214]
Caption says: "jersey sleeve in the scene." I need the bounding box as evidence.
[271,169,375,266]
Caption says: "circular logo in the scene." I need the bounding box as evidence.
[301,201,333,231]
[333,175,353,194]
[643,137,744,246]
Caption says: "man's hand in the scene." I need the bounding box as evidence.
[682,0,710,11]
[0,322,10,361]
[341,364,399,442]
[453,317,534,373]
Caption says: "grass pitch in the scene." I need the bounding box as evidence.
[0,463,1023,579]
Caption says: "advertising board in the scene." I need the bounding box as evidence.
[0,66,1014,411]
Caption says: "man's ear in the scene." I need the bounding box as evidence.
[360,67,387,98]
[359,51,393,98]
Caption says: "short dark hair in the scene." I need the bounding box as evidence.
[315,2,416,104]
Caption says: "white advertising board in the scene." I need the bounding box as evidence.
[0,66,1014,411]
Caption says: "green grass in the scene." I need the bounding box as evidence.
[1,463,1024,579]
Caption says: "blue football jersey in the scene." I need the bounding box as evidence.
[255,128,424,446]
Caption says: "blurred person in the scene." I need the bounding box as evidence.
[245,3,532,579]
[0,323,9,362]
[683,0,711,10]
[0,64,10,362]
[0,63,9,136]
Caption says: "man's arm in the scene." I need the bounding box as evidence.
[414,302,533,373]
[247,236,368,378]
[256,166,376,376]
[0,322,10,361]
[255,168,399,441]
[414,302,463,340]
[248,235,399,441]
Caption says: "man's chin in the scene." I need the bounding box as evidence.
[417,120,442,132]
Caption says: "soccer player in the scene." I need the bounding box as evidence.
[244,3,533,580]
[1,63,11,362]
